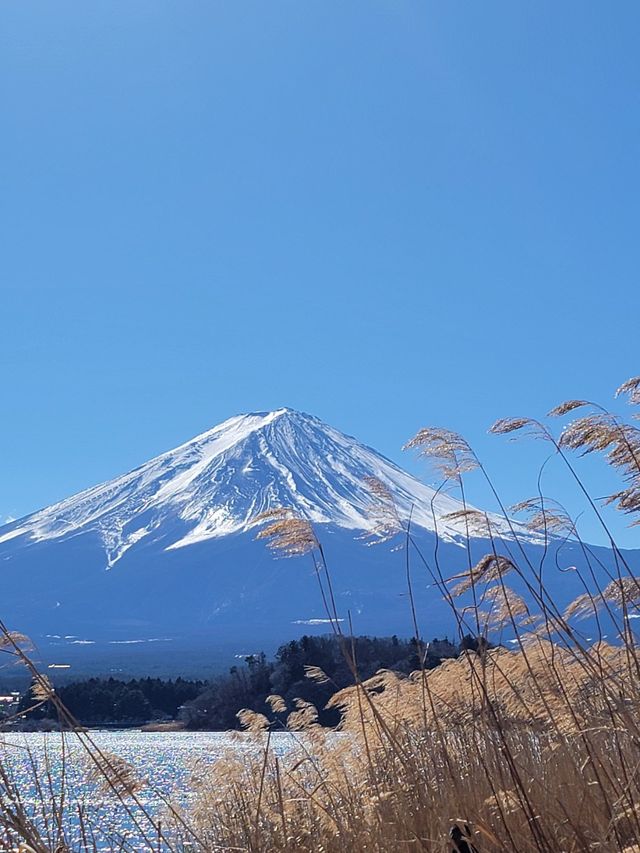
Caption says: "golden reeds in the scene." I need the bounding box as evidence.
[449,554,517,597]
[403,426,479,478]
[255,508,318,556]
[360,476,403,544]
[184,377,640,851]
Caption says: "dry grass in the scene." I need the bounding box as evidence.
[184,377,640,852]
[186,640,640,852]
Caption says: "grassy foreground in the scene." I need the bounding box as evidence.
[2,377,640,852]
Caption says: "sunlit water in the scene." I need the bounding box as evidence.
[0,730,299,851]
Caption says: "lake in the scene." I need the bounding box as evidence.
[0,730,298,851]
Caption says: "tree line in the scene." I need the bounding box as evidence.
[17,676,205,725]
[13,634,482,729]
[180,633,463,729]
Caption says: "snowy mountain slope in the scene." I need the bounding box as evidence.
[3,407,629,675]
[0,408,527,567]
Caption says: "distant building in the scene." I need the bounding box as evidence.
[0,692,20,714]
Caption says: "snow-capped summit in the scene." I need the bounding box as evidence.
[0,408,570,670]
[0,408,515,567]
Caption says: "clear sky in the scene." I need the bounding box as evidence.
[1,1,639,546]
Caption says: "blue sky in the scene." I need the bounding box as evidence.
[1,1,639,546]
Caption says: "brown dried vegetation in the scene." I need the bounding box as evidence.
[184,378,640,852]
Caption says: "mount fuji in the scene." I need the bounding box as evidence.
[0,409,632,675]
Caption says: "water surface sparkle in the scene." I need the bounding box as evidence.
[0,730,297,850]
